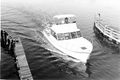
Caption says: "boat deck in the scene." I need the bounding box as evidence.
[94,17,120,44]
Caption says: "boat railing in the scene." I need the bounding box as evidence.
[95,18,120,41]
[95,13,120,42]
[104,26,120,41]
[96,20,105,32]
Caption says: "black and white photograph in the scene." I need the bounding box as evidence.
[1,0,120,80]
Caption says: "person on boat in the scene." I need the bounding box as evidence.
[65,17,69,24]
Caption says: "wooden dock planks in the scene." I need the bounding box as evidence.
[15,38,33,80]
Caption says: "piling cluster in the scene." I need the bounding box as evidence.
[1,30,18,58]
[1,29,20,79]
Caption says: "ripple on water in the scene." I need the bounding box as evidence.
[1,1,120,80]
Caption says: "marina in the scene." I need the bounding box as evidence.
[1,0,120,80]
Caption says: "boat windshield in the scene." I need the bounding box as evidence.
[57,33,64,40]
[53,16,76,25]
[57,31,82,40]
[51,29,57,39]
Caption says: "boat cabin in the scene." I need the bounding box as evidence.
[49,14,82,40]
[50,29,82,40]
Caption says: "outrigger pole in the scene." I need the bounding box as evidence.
[41,10,54,24]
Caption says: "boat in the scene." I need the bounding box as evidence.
[94,13,120,45]
[41,13,93,65]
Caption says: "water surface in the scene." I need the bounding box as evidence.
[1,0,120,80]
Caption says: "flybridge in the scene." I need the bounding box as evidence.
[53,14,76,19]
[44,14,82,40]
[53,14,76,25]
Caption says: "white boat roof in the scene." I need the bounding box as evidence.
[53,14,76,19]
[51,23,80,33]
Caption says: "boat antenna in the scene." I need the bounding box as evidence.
[41,10,47,22]
[42,11,54,24]
[51,1,62,15]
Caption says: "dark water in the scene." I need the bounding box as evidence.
[1,0,120,80]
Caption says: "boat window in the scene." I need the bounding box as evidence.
[53,33,57,39]
[64,33,71,40]
[57,33,64,40]
[54,18,63,25]
[71,32,77,39]
[51,29,57,39]
[77,31,82,37]
[52,32,57,39]
[51,29,54,35]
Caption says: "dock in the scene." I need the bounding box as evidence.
[1,29,33,80]
[15,38,33,80]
